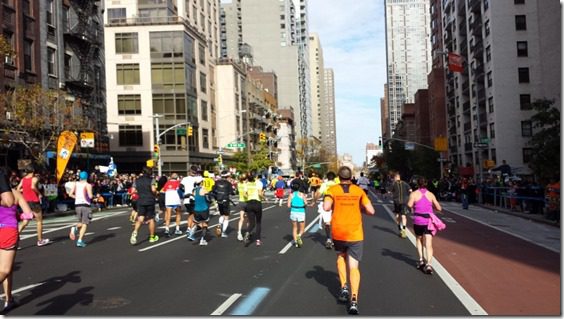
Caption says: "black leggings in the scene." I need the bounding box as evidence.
[245,200,263,240]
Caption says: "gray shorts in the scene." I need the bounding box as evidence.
[333,240,364,261]
[75,206,92,225]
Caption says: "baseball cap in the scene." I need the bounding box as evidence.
[79,171,88,180]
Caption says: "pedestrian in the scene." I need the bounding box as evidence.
[181,166,199,240]
[357,172,370,194]
[390,171,411,238]
[313,171,337,249]
[17,166,50,247]
[236,173,248,241]
[460,177,469,209]
[287,181,308,247]
[68,171,93,247]
[0,169,32,313]
[162,173,183,237]
[407,176,443,275]
[129,167,159,245]
[323,166,375,314]
[210,171,235,238]
[274,176,286,206]
[189,177,211,246]
[243,173,264,246]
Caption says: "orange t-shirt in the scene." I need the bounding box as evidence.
[325,183,370,242]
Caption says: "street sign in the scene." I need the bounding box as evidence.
[80,132,95,148]
[474,143,488,149]
[176,128,186,136]
[226,143,246,148]
[405,142,415,151]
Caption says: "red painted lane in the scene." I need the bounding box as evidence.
[429,210,560,315]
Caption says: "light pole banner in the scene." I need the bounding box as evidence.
[56,130,77,184]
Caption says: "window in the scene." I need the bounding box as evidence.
[486,45,491,62]
[487,71,492,87]
[202,128,209,149]
[517,41,528,57]
[46,0,54,25]
[514,0,525,4]
[117,95,142,115]
[64,53,71,77]
[485,20,490,36]
[152,93,186,120]
[116,64,140,85]
[22,0,31,15]
[200,72,207,93]
[108,8,126,23]
[47,48,56,75]
[488,97,494,113]
[151,62,184,87]
[515,15,527,30]
[201,100,208,121]
[199,44,205,65]
[118,125,143,147]
[518,67,530,83]
[522,148,533,163]
[489,123,495,139]
[23,40,33,72]
[520,94,532,110]
[521,120,532,137]
[149,31,183,56]
[115,33,138,54]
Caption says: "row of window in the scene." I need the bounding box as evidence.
[115,63,206,92]
[118,124,210,149]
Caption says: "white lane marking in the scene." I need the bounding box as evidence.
[278,214,321,255]
[107,226,122,231]
[210,293,243,315]
[138,205,276,252]
[381,204,488,315]
[0,282,45,298]
[442,204,558,253]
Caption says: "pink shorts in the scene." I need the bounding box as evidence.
[0,228,19,250]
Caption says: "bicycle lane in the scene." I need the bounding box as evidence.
[427,206,560,315]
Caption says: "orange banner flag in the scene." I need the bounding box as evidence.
[56,130,77,184]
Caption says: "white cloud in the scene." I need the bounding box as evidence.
[309,0,386,166]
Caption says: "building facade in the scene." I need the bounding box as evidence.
[308,33,324,140]
[322,68,337,158]
[384,0,432,135]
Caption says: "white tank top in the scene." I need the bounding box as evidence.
[74,182,91,205]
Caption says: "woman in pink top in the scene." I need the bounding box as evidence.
[407,176,442,274]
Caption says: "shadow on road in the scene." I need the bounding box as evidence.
[380,248,418,267]
[17,270,82,308]
[305,265,340,298]
[87,233,116,245]
[372,224,398,237]
[35,286,94,315]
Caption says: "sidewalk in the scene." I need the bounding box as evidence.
[475,203,559,227]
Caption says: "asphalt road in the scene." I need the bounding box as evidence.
[4,189,557,315]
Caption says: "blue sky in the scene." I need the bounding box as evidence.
[308,0,386,166]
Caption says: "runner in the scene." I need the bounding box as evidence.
[243,173,264,246]
[202,171,217,215]
[155,174,168,224]
[357,172,370,194]
[287,182,308,247]
[210,171,235,238]
[68,171,93,247]
[314,171,337,249]
[181,166,199,241]
[162,173,182,237]
[274,176,286,206]
[127,181,139,224]
[323,166,375,315]
[191,177,211,246]
[390,171,411,238]
[407,176,442,274]
[130,167,159,245]
[17,166,50,247]
[236,173,248,241]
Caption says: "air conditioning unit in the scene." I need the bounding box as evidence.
[5,112,12,120]
[4,56,14,66]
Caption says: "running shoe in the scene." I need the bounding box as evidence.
[174,229,183,236]
[400,229,406,239]
[424,264,434,275]
[256,239,262,246]
[243,232,251,244]
[69,226,78,241]
[416,260,426,270]
[2,298,18,314]
[325,239,334,249]
[296,235,303,248]
[37,239,50,247]
[187,231,196,241]
[199,239,208,246]
[221,232,228,238]
[237,233,244,241]
[76,240,87,248]
[164,229,171,238]
[215,226,222,237]
[338,286,350,303]
[348,299,359,315]
[130,231,138,245]
[149,235,160,243]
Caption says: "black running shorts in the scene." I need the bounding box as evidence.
[137,204,156,220]
[333,240,364,261]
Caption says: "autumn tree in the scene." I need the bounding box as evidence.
[528,99,560,183]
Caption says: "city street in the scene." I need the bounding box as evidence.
[7,190,560,316]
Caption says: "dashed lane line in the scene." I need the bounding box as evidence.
[278,214,321,254]
[210,293,243,315]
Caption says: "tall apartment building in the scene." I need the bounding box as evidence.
[384,0,432,135]
[322,68,337,158]
[236,0,311,141]
[104,0,220,174]
[308,33,324,140]
[440,0,560,178]
[1,0,105,168]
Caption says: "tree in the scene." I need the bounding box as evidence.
[0,35,14,57]
[0,85,86,166]
[528,99,560,183]
[230,143,273,175]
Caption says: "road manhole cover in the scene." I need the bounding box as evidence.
[92,297,131,309]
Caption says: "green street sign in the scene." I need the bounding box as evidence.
[311,163,321,168]
[226,142,246,148]
[176,128,186,136]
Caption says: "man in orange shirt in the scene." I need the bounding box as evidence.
[323,166,375,315]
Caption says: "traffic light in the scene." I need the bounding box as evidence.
[259,132,266,143]
[188,126,193,136]
[153,145,160,159]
